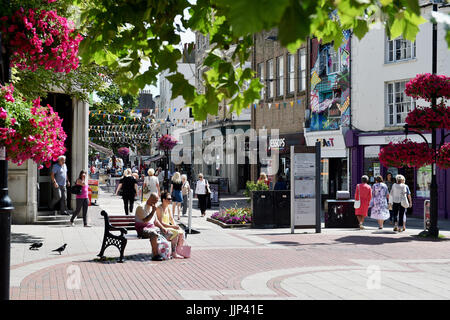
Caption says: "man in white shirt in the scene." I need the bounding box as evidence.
[135,193,169,261]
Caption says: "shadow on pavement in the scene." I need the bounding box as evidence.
[85,253,154,264]
[11,232,44,244]
[335,235,418,245]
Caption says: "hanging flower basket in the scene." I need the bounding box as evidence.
[405,102,450,130]
[436,143,450,170]
[405,73,450,102]
[379,139,434,169]
[158,134,177,151]
[117,147,129,157]
[0,7,83,73]
[0,84,67,167]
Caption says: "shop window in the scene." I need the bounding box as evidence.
[363,146,381,185]
[416,165,431,198]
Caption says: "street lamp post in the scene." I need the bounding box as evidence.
[0,33,14,301]
[404,1,445,237]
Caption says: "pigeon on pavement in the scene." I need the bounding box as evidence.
[29,242,43,250]
[52,243,67,255]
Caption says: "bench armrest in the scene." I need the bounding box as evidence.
[101,210,129,236]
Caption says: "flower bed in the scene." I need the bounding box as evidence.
[210,207,252,225]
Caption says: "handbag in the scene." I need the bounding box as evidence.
[157,236,172,260]
[205,180,211,195]
[70,184,82,195]
[176,241,191,258]
[354,184,361,209]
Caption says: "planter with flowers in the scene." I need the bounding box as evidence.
[208,206,252,228]
[0,7,83,73]
[0,84,67,168]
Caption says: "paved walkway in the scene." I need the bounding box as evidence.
[9,186,450,300]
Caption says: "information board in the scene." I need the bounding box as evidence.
[290,144,321,233]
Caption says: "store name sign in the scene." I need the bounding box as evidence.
[316,138,335,147]
[269,138,286,150]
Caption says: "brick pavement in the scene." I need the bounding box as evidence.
[9,185,450,300]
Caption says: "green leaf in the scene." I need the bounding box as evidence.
[166,73,196,103]
[353,19,369,40]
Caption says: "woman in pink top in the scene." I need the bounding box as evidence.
[70,170,90,227]
[354,175,372,230]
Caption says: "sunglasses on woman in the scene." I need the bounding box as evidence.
[165,198,172,201]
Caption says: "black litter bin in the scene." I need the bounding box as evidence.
[274,191,290,227]
[325,200,359,228]
[251,191,275,228]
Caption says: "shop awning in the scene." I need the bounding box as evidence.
[88,141,114,156]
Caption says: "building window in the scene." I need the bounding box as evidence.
[276,55,284,96]
[298,48,306,91]
[257,62,265,100]
[287,54,295,94]
[386,80,416,126]
[386,36,416,63]
[327,46,340,74]
[267,59,274,98]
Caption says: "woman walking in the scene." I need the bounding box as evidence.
[389,174,412,232]
[181,174,190,217]
[116,168,138,215]
[385,172,394,224]
[143,168,160,199]
[370,176,390,229]
[354,175,372,230]
[170,172,183,220]
[70,170,90,227]
[195,173,209,217]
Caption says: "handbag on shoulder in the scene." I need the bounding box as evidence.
[70,184,82,195]
[354,184,361,209]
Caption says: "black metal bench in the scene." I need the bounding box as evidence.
[98,210,144,263]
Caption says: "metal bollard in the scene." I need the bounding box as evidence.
[188,189,193,234]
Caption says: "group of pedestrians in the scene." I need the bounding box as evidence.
[354,173,412,231]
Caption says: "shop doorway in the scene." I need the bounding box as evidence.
[37,93,73,211]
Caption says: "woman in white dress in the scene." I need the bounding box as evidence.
[370,175,390,229]
[143,168,160,201]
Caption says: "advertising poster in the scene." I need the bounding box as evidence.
[88,179,99,201]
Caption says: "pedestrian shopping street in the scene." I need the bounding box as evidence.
[9,186,450,300]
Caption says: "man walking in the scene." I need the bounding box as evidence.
[50,155,71,215]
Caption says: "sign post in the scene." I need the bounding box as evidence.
[290,142,321,234]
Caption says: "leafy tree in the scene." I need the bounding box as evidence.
[74,0,442,121]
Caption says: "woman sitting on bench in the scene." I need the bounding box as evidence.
[157,191,185,259]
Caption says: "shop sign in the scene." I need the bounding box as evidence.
[269,138,286,150]
[316,138,335,147]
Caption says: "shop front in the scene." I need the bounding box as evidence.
[304,129,349,205]
[346,130,449,219]
[262,133,305,189]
